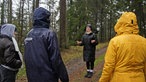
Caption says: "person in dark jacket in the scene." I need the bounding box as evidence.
[0,24,22,82]
[24,7,69,82]
[77,24,98,78]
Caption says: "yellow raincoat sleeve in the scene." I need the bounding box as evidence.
[99,39,117,82]
[144,61,146,80]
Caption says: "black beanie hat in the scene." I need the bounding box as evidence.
[86,24,92,30]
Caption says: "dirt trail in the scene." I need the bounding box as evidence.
[67,47,107,82]
[16,47,107,82]
[66,47,106,75]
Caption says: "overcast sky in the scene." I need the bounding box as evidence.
[0,0,59,11]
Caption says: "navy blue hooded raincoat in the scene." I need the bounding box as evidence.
[24,7,69,82]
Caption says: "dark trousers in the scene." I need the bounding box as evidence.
[86,61,94,70]
[0,66,18,82]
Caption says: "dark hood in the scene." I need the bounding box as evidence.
[33,7,51,28]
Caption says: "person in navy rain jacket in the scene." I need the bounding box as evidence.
[24,7,69,82]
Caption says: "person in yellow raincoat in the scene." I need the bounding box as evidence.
[99,12,146,82]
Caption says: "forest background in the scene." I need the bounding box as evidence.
[0,0,146,49]
[0,0,146,81]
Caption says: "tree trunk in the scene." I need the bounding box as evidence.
[32,0,36,12]
[27,0,32,30]
[8,0,12,23]
[100,8,103,42]
[60,0,68,49]
[142,9,146,37]
[1,0,5,24]
[18,0,25,49]
[36,0,39,8]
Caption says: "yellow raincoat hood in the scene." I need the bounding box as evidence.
[114,12,139,35]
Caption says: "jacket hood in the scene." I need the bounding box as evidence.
[1,24,16,37]
[33,7,51,28]
[114,12,139,35]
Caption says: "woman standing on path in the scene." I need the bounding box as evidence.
[77,24,98,78]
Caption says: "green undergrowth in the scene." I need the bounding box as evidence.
[94,54,105,66]
[17,65,26,79]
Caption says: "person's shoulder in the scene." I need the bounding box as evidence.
[0,34,12,42]
[82,33,87,37]
[137,35,146,41]
[111,35,123,40]
[0,35,13,47]
[40,28,54,33]
[45,28,56,37]
[47,29,54,33]
[91,32,96,36]
[108,36,120,44]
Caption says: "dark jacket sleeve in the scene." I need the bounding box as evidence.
[48,32,69,82]
[91,33,98,46]
[4,41,22,69]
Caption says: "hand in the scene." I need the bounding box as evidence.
[91,40,96,43]
[16,60,22,68]
[76,41,82,45]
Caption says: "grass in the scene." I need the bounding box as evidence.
[96,42,108,51]
[17,66,27,79]
[94,54,105,66]
[17,42,108,79]
[61,46,83,63]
